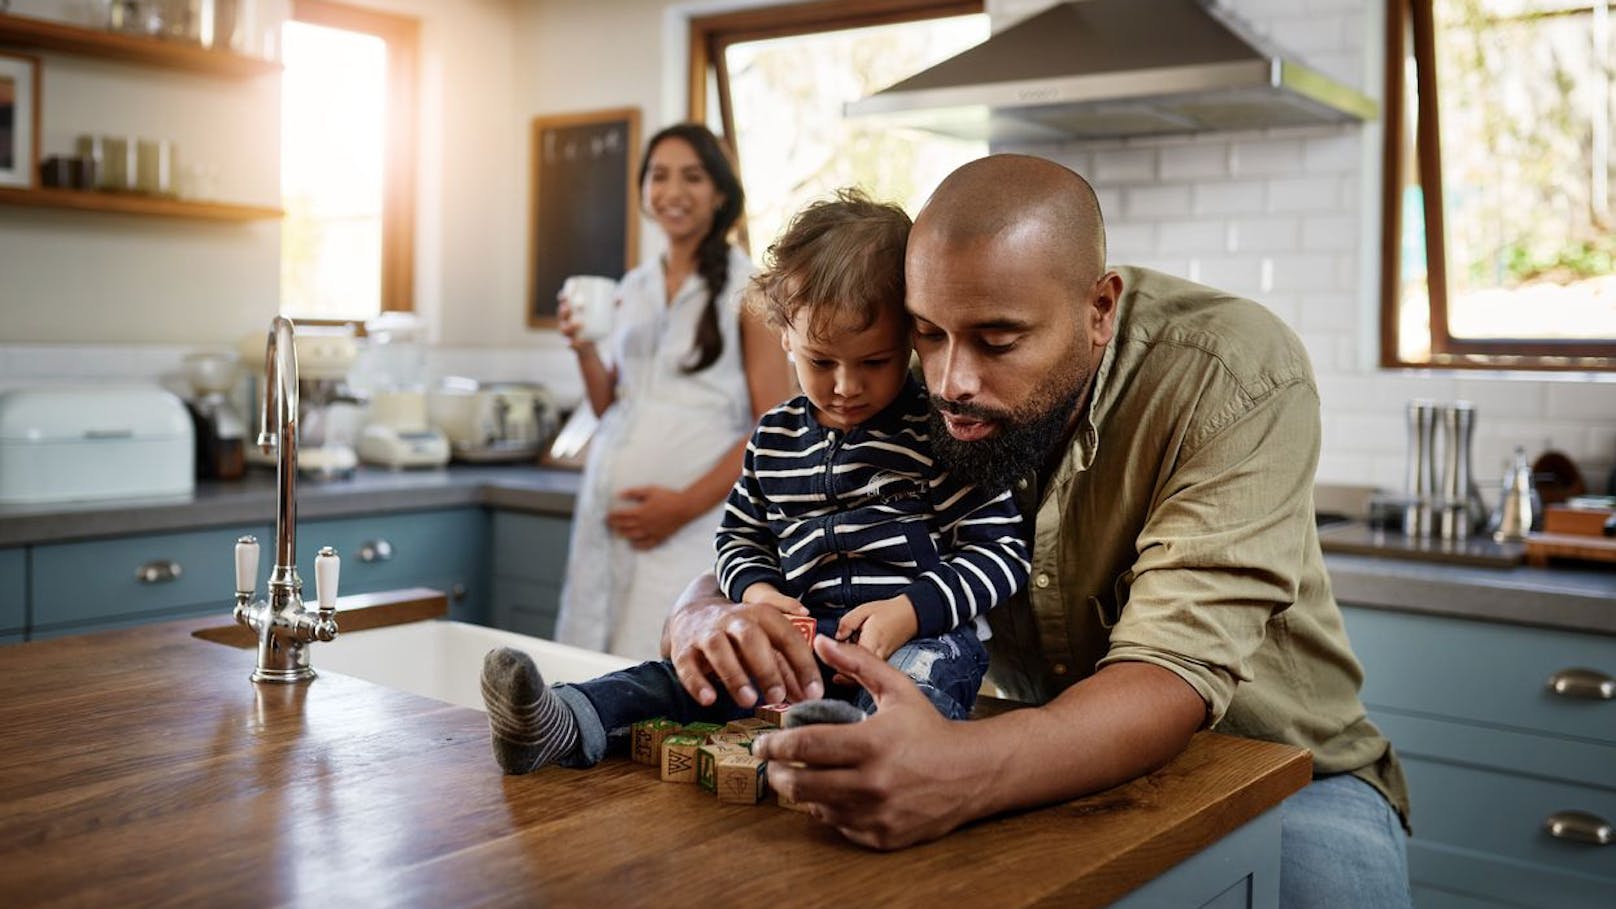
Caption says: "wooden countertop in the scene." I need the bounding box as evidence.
[0,615,1311,908]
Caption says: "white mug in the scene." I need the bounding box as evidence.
[562,275,618,343]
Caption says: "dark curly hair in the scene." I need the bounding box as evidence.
[638,124,746,374]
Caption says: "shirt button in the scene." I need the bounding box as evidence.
[1016,478,1029,491]
[1052,662,1069,676]
[1035,573,1050,588]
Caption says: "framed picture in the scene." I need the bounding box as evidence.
[527,107,641,329]
[0,52,40,189]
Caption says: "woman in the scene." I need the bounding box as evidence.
[553,124,791,660]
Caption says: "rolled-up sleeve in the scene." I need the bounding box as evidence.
[1096,379,1319,727]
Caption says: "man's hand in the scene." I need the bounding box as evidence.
[606,485,692,550]
[753,635,990,850]
[663,574,825,709]
[741,582,809,616]
[834,594,918,661]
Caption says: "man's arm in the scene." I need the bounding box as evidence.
[754,636,1203,850]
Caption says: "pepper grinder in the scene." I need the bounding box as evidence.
[1404,400,1439,537]
[1438,402,1479,539]
[1492,447,1539,543]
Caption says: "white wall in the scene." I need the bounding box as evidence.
[988,0,1616,497]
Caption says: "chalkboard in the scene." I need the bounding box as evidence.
[527,108,641,329]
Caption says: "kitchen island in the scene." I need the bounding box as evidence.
[0,614,1310,908]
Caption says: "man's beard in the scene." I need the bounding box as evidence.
[927,366,1086,493]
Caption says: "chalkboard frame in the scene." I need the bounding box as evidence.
[526,107,642,330]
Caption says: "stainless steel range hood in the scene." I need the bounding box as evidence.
[845,0,1377,143]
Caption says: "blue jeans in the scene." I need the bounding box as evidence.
[1280,772,1411,908]
[552,624,989,766]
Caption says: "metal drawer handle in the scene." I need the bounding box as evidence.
[1546,668,1615,701]
[1544,810,1613,846]
[357,539,394,563]
[135,560,182,584]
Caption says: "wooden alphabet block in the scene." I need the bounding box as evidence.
[696,742,748,792]
[755,703,791,726]
[630,718,683,766]
[708,732,753,751]
[715,752,768,805]
[660,734,703,783]
[722,717,776,737]
[788,615,817,643]
[678,721,724,742]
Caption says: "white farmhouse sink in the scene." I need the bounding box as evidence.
[314,620,635,711]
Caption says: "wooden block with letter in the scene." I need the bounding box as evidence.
[755,703,791,726]
[659,734,703,783]
[723,717,776,737]
[630,718,683,766]
[716,752,768,805]
[696,742,748,792]
[678,721,724,742]
[708,731,753,751]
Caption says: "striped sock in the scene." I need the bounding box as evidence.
[480,647,580,775]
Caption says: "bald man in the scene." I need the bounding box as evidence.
[662,155,1411,907]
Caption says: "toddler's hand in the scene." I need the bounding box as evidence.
[741,582,809,616]
[835,595,918,663]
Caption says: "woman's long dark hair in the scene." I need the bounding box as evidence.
[638,124,745,374]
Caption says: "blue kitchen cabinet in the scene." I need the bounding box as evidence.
[1342,606,1616,908]
[30,523,272,639]
[1,548,24,644]
[489,511,571,638]
[299,508,490,625]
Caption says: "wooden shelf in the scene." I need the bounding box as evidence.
[0,12,281,78]
[0,186,282,221]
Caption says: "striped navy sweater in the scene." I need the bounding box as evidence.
[714,376,1030,639]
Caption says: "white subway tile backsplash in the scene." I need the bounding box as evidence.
[1269,16,1348,55]
[1332,412,1406,453]
[1190,256,1269,294]
[1298,292,1359,333]
[1230,216,1302,252]
[1450,377,1548,419]
[1092,148,1157,183]
[1266,176,1341,213]
[1545,381,1616,421]
[1299,331,1340,373]
[1270,254,1344,292]
[1302,215,1359,251]
[1094,188,1124,219]
[1307,52,1366,88]
[1194,180,1267,215]
[1126,185,1194,219]
[1302,135,1362,174]
[1157,220,1229,254]
[1159,144,1231,181]
[1104,223,1158,261]
[1231,139,1306,177]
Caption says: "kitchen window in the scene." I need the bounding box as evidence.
[279,0,417,323]
[688,0,988,252]
[1382,0,1616,370]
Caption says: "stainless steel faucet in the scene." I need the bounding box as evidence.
[232,316,341,683]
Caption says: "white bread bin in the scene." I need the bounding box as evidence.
[0,385,195,505]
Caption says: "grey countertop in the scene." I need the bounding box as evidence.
[2,469,1612,636]
[0,464,582,547]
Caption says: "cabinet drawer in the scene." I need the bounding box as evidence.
[491,576,560,639]
[1409,840,1615,908]
[492,511,570,584]
[32,524,271,634]
[300,509,487,599]
[1402,755,1616,882]
[0,547,23,634]
[1343,607,1616,746]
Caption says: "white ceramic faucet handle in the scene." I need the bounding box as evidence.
[315,546,339,614]
[235,536,259,596]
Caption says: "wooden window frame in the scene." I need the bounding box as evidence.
[1381,0,1616,371]
[687,0,984,160]
[286,0,419,327]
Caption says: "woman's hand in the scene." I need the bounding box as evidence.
[606,485,694,550]
[556,295,595,354]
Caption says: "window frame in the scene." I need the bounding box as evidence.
[285,0,419,325]
[1380,0,1616,371]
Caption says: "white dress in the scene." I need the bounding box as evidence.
[555,247,757,660]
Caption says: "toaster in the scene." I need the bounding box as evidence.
[0,385,195,505]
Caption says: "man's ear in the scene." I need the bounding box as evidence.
[1087,271,1123,347]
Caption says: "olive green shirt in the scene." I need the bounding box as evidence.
[985,266,1409,826]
